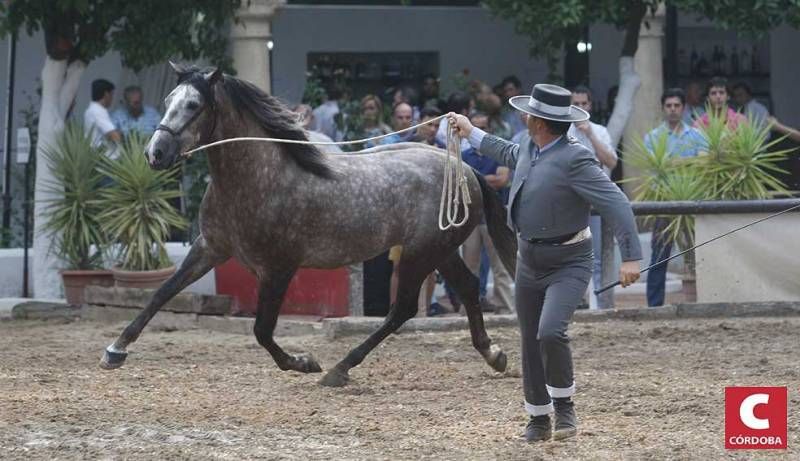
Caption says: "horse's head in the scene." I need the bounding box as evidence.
[146,62,223,170]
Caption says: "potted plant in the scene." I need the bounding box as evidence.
[40,122,113,305]
[625,108,793,301]
[97,132,187,288]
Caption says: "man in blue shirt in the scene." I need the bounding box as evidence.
[644,88,705,307]
[644,89,706,158]
[380,102,415,145]
[111,86,162,138]
[461,111,514,315]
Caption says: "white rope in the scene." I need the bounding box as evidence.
[181,114,449,157]
[180,113,471,230]
[437,121,471,230]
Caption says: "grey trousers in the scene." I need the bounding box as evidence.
[515,237,592,416]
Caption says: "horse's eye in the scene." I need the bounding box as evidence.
[186,101,200,111]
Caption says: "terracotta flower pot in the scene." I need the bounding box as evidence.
[60,270,115,306]
[112,265,176,289]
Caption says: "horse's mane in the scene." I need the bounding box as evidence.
[176,65,336,179]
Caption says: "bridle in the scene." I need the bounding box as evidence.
[154,85,218,145]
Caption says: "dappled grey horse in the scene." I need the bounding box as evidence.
[99,64,517,387]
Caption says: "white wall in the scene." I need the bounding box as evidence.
[0,243,216,299]
[270,5,550,103]
[696,214,800,303]
[588,23,625,111]
[0,248,32,298]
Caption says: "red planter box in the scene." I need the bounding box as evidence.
[214,258,349,317]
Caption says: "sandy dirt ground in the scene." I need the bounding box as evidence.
[1,316,798,460]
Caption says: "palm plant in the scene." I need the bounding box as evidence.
[625,130,704,249]
[97,132,187,271]
[692,111,792,200]
[625,108,794,284]
[40,122,107,269]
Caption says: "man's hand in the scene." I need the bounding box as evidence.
[575,121,592,136]
[485,166,511,190]
[619,260,641,287]
[447,112,473,138]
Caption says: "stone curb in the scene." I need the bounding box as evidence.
[320,301,800,338]
[8,301,75,321]
[85,286,232,315]
[5,300,799,338]
[79,305,320,337]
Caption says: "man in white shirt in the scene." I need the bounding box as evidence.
[732,82,770,127]
[436,91,474,151]
[292,104,342,154]
[568,86,618,307]
[84,79,121,157]
[312,85,341,141]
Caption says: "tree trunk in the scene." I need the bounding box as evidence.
[605,1,648,147]
[32,57,85,298]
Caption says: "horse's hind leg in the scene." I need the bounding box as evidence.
[100,236,227,370]
[437,252,507,373]
[253,269,322,373]
[319,257,427,387]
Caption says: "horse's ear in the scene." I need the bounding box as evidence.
[205,68,223,86]
[168,60,183,74]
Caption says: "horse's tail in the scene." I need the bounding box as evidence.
[474,172,517,276]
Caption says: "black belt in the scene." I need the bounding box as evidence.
[523,231,578,245]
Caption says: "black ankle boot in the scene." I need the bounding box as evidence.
[525,414,552,442]
[553,398,578,440]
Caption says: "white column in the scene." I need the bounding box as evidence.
[623,6,665,194]
[229,0,285,93]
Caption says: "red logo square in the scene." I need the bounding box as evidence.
[725,387,787,450]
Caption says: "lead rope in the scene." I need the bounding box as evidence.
[437,120,471,230]
[180,114,472,230]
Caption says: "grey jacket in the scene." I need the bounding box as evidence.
[479,133,642,262]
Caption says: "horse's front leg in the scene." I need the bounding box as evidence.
[100,236,227,369]
[254,268,322,373]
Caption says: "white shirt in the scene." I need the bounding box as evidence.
[744,99,770,126]
[567,121,616,175]
[84,101,118,157]
[312,100,340,141]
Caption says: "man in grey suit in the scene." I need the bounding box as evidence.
[449,84,642,442]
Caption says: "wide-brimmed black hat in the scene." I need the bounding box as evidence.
[509,83,589,123]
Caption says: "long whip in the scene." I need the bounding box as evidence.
[594,202,800,295]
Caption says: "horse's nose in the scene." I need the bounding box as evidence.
[154,148,164,162]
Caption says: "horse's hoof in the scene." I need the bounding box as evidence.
[483,344,507,373]
[292,353,322,373]
[491,349,508,373]
[99,346,128,370]
[319,368,349,387]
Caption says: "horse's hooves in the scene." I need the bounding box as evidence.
[483,344,507,373]
[319,368,349,387]
[293,353,322,374]
[491,349,508,373]
[99,347,128,370]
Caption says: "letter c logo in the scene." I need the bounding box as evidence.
[740,393,770,430]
